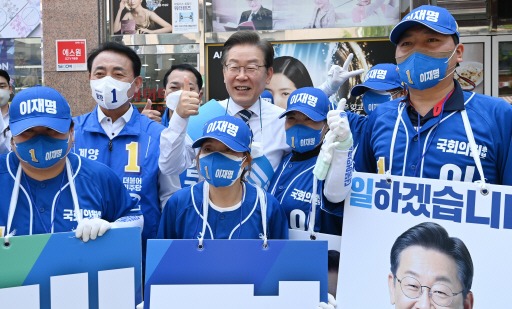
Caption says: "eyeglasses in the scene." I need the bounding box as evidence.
[224,64,266,76]
[396,276,464,307]
[388,88,404,98]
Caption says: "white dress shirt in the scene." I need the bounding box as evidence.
[159,97,290,188]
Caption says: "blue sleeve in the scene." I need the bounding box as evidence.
[266,193,289,239]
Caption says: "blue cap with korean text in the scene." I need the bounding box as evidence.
[350,63,403,97]
[9,85,72,136]
[389,5,459,45]
[192,115,252,152]
[279,87,330,122]
[261,89,274,105]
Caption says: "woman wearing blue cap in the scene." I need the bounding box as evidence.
[268,87,353,237]
[157,115,288,242]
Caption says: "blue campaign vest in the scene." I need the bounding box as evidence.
[0,152,139,236]
[268,153,343,235]
[73,108,164,241]
[355,86,512,185]
[157,181,289,240]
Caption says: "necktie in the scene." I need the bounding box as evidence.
[238,109,252,126]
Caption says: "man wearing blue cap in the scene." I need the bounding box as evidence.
[0,86,143,242]
[355,5,512,186]
[269,87,352,236]
[350,63,405,116]
[346,63,406,151]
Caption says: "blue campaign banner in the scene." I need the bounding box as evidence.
[0,227,142,309]
[145,239,328,308]
[337,172,512,308]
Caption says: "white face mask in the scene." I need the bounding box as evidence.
[0,88,11,107]
[90,76,135,110]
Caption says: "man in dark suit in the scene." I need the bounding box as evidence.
[239,0,272,30]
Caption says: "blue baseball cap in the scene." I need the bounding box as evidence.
[350,63,403,97]
[192,115,252,152]
[389,5,459,45]
[9,86,72,136]
[261,89,274,105]
[279,87,330,122]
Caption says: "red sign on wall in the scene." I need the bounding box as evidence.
[56,39,87,71]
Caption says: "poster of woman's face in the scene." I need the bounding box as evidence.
[111,0,173,35]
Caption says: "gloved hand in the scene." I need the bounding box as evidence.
[75,218,112,242]
[136,301,144,309]
[327,99,353,151]
[165,90,182,111]
[318,293,337,309]
[318,53,364,97]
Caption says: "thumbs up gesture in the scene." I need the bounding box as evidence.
[141,98,162,123]
[175,76,201,119]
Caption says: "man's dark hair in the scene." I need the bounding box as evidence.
[87,42,141,77]
[162,63,203,90]
[0,69,10,84]
[221,30,274,69]
[390,222,473,298]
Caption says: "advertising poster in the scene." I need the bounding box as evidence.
[0,228,142,309]
[337,172,512,308]
[211,0,273,32]
[0,39,15,77]
[111,0,173,34]
[273,0,400,30]
[171,0,199,33]
[0,0,41,38]
[456,39,487,94]
[209,0,399,32]
[144,239,328,309]
[206,40,396,114]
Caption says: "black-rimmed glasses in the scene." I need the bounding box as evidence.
[396,276,464,307]
[224,64,265,76]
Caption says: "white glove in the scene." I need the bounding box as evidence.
[318,293,337,309]
[136,301,144,309]
[166,90,182,111]
[318,53,364,97]
[327,99,353,150]
[75,218,112,242]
